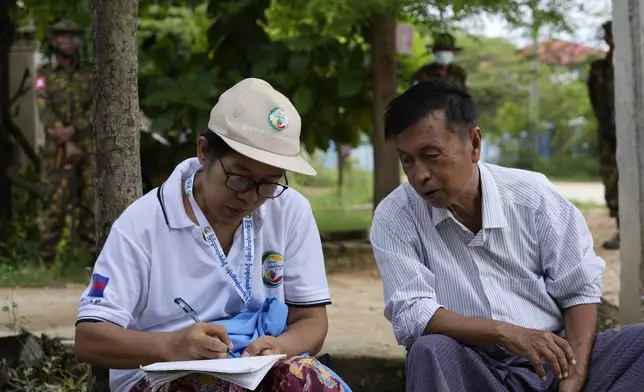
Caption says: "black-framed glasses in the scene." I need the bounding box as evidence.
[218,158,289,199]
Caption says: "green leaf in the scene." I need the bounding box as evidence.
[193,112,210,134]
[292,85,314,116]
[288,52,311,74]
[302,127,317,155]
[345,107,372,134]
[337,70,363,98]
[142,77,182,108]
[2,306,9,312]
[150,110,177,134]
[251,60,272,79]
[11,302,17,308]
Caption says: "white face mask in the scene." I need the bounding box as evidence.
[433,51,454,65]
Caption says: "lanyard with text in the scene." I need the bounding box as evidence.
[185,170,254,304]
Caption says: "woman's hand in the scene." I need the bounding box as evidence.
[165,322,233,361]
[243,336,285,357]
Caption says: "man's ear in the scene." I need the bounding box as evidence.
[469,127,482,162]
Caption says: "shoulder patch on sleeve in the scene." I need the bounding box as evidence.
[35,76,47,90]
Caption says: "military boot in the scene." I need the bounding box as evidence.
[602,231,620,250]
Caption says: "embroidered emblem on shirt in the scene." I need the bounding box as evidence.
[88,273,110,298]
[262,251,284,288]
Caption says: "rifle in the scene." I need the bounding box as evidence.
[68,167,78,250]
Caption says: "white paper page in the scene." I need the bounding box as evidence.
[141,354,286,375]
[205,360,277,390]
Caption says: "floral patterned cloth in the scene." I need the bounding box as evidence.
[130,356,347,392]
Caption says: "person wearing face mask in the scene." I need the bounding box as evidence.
[74,78,351,392]
[411,32,468,92]
[35,19,95,267]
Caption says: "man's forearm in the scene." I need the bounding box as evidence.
[277,316,327,357]
[563,304,597,368]
[425,308,511,346]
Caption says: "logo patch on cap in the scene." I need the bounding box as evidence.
[267,106,288,131]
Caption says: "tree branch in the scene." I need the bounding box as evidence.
[9,67,30,106]
[3,165,42,200]
[7,119,40,171]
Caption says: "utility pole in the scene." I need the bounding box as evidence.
[613,0,644,324]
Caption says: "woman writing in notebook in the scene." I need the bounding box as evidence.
[74,78,350,392]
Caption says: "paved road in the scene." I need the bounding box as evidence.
[395,178,605,205]
[551,181,605,205]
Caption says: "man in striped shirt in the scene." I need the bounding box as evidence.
[370,80,644,392]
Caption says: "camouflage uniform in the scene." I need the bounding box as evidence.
[411,33,468,92]
[36,20,95,264]
[587,21,619,249]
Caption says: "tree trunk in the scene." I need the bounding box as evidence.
[89,0,141,391]
[337,145,345,188]
[369,12,400,211]
[0,7,16,233]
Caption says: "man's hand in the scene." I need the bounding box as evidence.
[500,325,577,381]
[64,141,83,165]
[164,322,233,361]
[47,126,75,145]
[558,363,587,392]
[243,336,285,357]
[558,375,586,392]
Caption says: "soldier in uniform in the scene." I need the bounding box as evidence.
[411,32,468,92]
[35,20,95,266]
[587,21,619,250]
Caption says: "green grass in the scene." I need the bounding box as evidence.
[314,209,372,234]
[296,168,372,209]
[0,262,91,288]
[295,166,374,234]
[571,200,603,211]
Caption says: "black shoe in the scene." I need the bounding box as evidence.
[602,232,620,250]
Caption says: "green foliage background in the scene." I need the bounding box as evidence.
[2,0,606,270]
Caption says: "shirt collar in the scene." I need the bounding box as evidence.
[430,162,508,229]
[158,157,265,230]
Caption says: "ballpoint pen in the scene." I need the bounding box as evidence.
[174,297,234,358]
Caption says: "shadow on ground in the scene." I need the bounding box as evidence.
[331,356,405,392]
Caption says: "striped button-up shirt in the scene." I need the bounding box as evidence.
[370,162,606,348]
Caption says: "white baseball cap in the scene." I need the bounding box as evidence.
[207,78,317,176]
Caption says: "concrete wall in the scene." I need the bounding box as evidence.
[9,31,44,169]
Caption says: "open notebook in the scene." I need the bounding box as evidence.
[140,354,286,391]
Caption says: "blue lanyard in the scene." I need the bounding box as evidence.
[185,170,254,304]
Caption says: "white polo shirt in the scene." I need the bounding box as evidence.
[76,157,332,392]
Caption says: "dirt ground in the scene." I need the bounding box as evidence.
[0,208,622,360]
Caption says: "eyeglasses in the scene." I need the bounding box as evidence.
[217,158,289,199]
